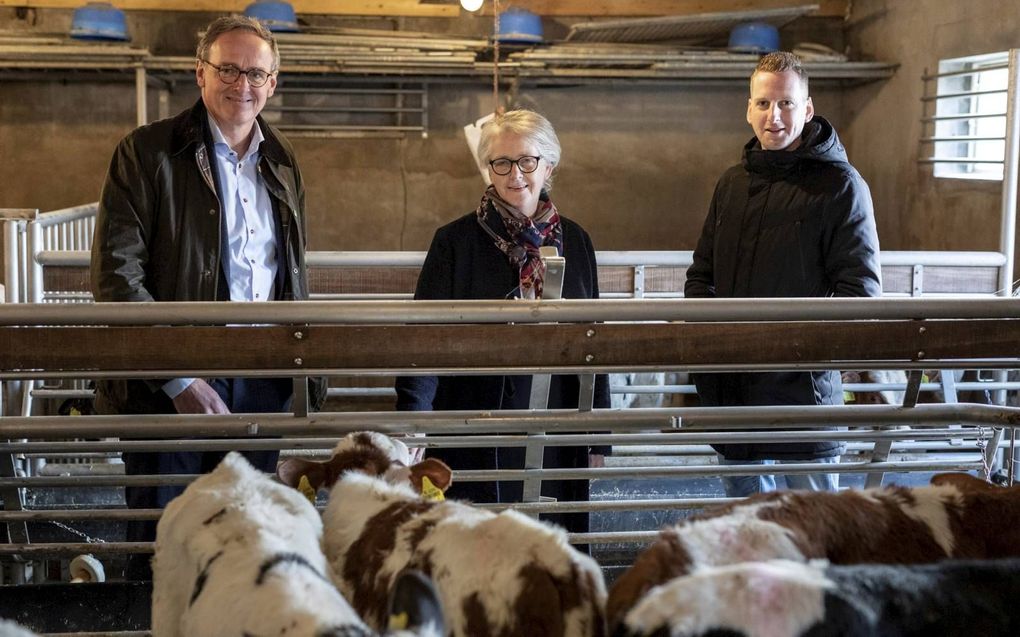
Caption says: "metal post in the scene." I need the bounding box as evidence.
[135,64,148,127]
[26,219,44,304]
[1000,50,1019,295]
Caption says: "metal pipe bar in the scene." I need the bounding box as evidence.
[1000,49,1020,297]
[921,112,1007,122]
[276,89,424,96]
[0,428,981,455]
[922,64,1010,80]
[32,203,98,228]
[920,136,1005,142]
[264,105,424,114]
[0,459,980,489]
[918,157,1005,164]
[2,404,1019,439]
[6,297,1020,326]
[921,88,1008,101]
[616,377,1020,393]
[30,249,1009,270]
[0,542,150,555]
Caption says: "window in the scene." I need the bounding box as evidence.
[924,51,1009,180]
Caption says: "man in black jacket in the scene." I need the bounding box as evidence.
[91,16,316,578]
[685,52,881,496]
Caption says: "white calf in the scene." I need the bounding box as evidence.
[151,451,372,637]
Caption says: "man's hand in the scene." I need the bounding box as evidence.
[172,379,231,414]
[589,454,605,468]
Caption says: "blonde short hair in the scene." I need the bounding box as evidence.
[477,110,561,187]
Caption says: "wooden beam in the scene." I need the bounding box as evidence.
[3,319,1017,374]
[0,1,459,18]
[0,0,848,18]
[484,1,849,18]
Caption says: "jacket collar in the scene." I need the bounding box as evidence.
[170,98,292,167]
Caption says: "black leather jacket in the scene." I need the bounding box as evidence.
[91,99,318,414]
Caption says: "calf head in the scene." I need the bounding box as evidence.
[277,431,452,499]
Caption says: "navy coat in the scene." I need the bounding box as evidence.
[395,208,610,533]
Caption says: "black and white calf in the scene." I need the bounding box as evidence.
[616,558,1020,637]
[152,451,443,637]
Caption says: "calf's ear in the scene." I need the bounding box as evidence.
[277,458,328,493]
[409,458,453,493]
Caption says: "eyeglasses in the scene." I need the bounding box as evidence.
[201,59,275,88]
[489,156,541,176]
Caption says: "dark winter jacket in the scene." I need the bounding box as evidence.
[395,207,609,532]
[91,99,321,415]
[685,117,881,460]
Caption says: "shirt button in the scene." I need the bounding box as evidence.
[243,198,248,203]
[292,267,299,275]
[250,259,255,264]
[255,293,260,298]
[208,209,216,216]
[202,270,211,278]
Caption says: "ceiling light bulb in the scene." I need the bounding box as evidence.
[460,0,484,12]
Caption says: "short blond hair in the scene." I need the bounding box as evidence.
[751,51,809,95]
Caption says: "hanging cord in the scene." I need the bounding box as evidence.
[492,0,501,113]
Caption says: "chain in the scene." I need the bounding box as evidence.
[492,0,500,113]
[975,426,993,481]
[49,520,106,544]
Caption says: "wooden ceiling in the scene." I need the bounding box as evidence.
[0,1,849,18]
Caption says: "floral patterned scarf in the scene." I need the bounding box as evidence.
[477,185,563,299]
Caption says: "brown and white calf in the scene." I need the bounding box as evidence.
[279,432,608,637]
[153,451,444,637]
[606,473,1020,630]
[616,557,1020,637]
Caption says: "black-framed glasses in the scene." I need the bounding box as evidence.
[201,59,275,88]
[489,156,541,176]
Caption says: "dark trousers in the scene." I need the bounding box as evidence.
[123,377,292,580]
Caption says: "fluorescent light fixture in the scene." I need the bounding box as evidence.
[460,0,484,12]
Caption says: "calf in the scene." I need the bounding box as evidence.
[607,473,1020,630]
[279,432,608,637]
[616,558,1020,637]
[0,620,38,637]
[152,451,443,637]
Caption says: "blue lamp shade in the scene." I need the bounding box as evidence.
[496,8,543,44]
[728,22,781,54]
[69,2,130,41]
[244,0,300,33]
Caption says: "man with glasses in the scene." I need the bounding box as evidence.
[91,15,319,579]
[685,52,881,497]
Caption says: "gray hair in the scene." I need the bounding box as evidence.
[477,109,561,187]
[196,15,280,71]
[751,51,809,94]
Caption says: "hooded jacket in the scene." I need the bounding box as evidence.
[685,117,881,460]
[90,99,320,414]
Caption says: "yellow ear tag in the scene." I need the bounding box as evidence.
[70,406,82,416]
[297,475,316,504]
[843,390,855,403]
[388,611,409,631]
[420,476,445,502]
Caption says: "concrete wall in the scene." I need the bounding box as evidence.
[2,7,847,256]
[843,0,1020,264]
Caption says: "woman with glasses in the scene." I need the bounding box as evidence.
[395,109,608,539]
